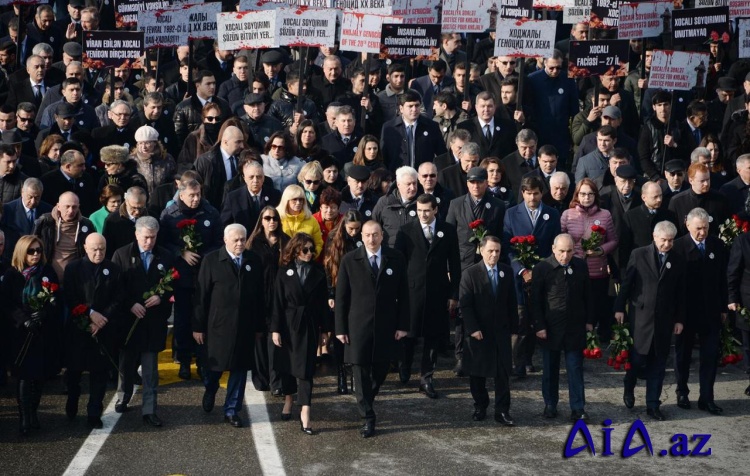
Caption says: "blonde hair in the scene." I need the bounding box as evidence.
[297,161,323,183]
[277,184,311,220]
[12,235,45,271]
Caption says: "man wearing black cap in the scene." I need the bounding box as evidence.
[722,72,750,130]
[661,159,690,209]
[50,42,82,73]
[339,165,377,217]
[601,164,642,241]
[35,102,81,151]
[261,49,288,95]
[0,143,28,202]
[2,129,41,178]
[707,77,736,134]
[240,93,283,151]
[339,66,383,136]
[56,0,85,44]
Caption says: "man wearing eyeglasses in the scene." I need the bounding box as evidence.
[91,101,140,159]
[103,186,151,259]
[479,56,519,105]
[418,161,453,221]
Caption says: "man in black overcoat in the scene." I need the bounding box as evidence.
[460,235,518,426]
[614,220,686,421]
[194,224,266,428]
[111,216,175,427]
[335,220,409,438]
[394,194,461,398]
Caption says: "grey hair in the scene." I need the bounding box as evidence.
[686,207,710,224]
[224,223,247,238]
[22,177,43,193]
[736,154,750,168]
[25,55,42,68]
[326,103,342,116]
[553,233,574,247]
[653,220,677,238]
[66,61,82,69]
[549,171,570,187]
[135,216,160,232]
[641,181,661,195]
[60,149,82,166]
[448,128,471,144]
[690,147,711,164]
[516,129,537,144]
[395,166,418,184]
[124,186,147,202]
[460,142,481,157]
[109,100,131,113]
[32,43,53,56]
[178,178,201,192]
[547,49,565,62]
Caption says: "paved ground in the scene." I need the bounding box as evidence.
[1,340,749,476]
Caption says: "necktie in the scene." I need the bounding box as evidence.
[406,125,415,167]
[649,209,656,215]
[697,242,705,257]
[342,136,349,145]
[424,225,433,244]
[433,84,440,95]
[234,257,241,269]
[69,177,76,186]
[33,84,41,100]
[484,124,491,141]
[354,197,362,210]
[659,253,666,269]
[692,128,701,144]
[221,61,227,71]
[489,269,498,295]
[472,198,482,218]
[530,209,538,226]
[370,254,379,276]
[141,251,151,272]
[229,155,237,178]
[252,194,260,212]
[525,159,534,169]
[26,209,34,227]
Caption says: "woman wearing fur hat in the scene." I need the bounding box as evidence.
[129,126,177,200]
[97,145,148,195]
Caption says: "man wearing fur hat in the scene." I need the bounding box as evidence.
[130,125,176,201]
[97,144,147,194]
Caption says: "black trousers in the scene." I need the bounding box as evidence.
[401,336,439,384]
[252,333,282,392]
[590,278,613,342]
[469,367,511,413]
[512,304,536,372]
[624,343,667,410]
[66,368,108,417]
[674,323,720,402]
[280,375,314,406]
[454,315,464,359]
[351,362,389,422]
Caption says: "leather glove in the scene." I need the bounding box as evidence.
[24,317,41,333]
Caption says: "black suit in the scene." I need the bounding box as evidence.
[501,150,535,197]
[615,243,686,410]
[438,163,468,198]
[394,219,461,384]
[719,176,750,215]
[7,77,44,109]
[434,151,458,172]
[457,116,516,160]
[320,130,363,167]
[40,169,98,217]
[379,115,446,171]
[220,185,282,230]
[668,189,730,237]
[334,246,409,424]
[0,198,52,260]
[620,205,678,277]
[672,234,727,404]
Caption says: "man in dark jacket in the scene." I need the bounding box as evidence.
[308,56,350,115]
[719,154,750,215]
[320,105,362,167]
[102,186,149,259]
[220,160,281,230]
[438,141,480,198]
[267,70,319,128]
[0,143,28,203]
[173,70,231,143]
[40,149,97,216]
[372,166,421,247]
[335,220,409,438]
[111,217,175,426]
[668,163,729,237]
[531,234,594,421]
[194,224,265,428]
[239,93,283,151]
[193,125,245,210]
[457,91,516,160]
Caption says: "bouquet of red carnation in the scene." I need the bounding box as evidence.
[72,304,92,333]
[510,235,540,270]
[581,224,606,253]
[719,215,750,247]
[28,277,58,311]
[468,219,487,254]
[719,320,744,367]
[607,323,633,371]
[125,267,180,347]
[583,331,602,359]
[176,218,202,253]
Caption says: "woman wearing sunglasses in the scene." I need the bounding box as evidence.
[262,132,303,192]
[246,206,290,395]
[2,235,60,435]
[297,161,324,214]
[178,103,224,171]
[277,185,323,259]
[271,232,327,435]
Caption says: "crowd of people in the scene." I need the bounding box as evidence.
[0,3,749,440]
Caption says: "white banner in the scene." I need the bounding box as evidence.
[442,0,494,33]
[563,0,591,24]
[740,18,750,59]
[392,0,440,24]
[340,11,403,54]
[730,0,750,17]
[618,1,672,39]
[217,11,277,50]
[239,0,334,9]
[139,9,189,48]
[334,0,394,14]
[494,18,556,58]
[533,0,576,10]
[695,0,727,7]
[649,49,710,90]
[277,8,337,47]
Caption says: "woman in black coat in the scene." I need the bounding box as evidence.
[322,210,362,394]
[2,235,61,435]
[247,206,290,393]
[271,232,328,435]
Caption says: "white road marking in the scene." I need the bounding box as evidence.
[245,372,286,476]
[61,394,122,476]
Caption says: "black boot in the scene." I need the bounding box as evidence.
[30,380,43,429]
[337,365,348,395]
[17,380,31,435]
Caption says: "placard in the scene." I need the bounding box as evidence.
[567,39,629,77]
[618,1,672,39]
[590,0,619,29]
[729,0,750,17]
[239,0,334,9]
[340,12,403,53]
[277,8,337,47]
[391,0,440,24]
[494,18,556,58]
[334,0,394,14]
[115,0,171,29]
[139,3,221,48]
[563,0,591,24]
[442,0,495,32]
[649,49,710,90]
[82,31,144,69]
[695,0,726,7]
[672,6,729,45]
[533,0,576,10]
[217,11,277,49]
[380,23,441,60]
[499,0,533,19]
[740,18,750,59]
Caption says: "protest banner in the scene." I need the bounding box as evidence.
[340,12,402,54]
[563,0,591,25]
[442,0,494,32]
[672,6,730,46]
[729,0,750,17]
[590,0,619,29]
[139,3,220,48]
[217,11,277,50]
[567,39,629,77]
[649,49,710,90]
[218,8,335,50]
[380,23,441,60]
[115,0,170,29]
[391,0,440,24]
[740,18,750,59]
[239,0,334,9]
[494,18,556,58]
[618,1,672,39]
[533,0,576,10]
[82,30,144,69]
[334,0,393,14]
[277,7,336,47]
[695,0,726,7]
[499,0,533,19]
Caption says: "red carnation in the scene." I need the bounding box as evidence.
[624,362,632,371]
[607,358,614,366]
[614,363,621,370]
[510,237,519,244]
[583,349,590,358]
[469,219,485,230]
[72,304,89,317]
[49,283,59,293]
[721,32,730,43]
[710,31,719,41]
[527,235,536,245]
[171,269,180,280]
[176,218,198,229]
[621,350,629,359]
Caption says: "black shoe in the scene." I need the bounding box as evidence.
[511,369,527,379]
[225,414,243,428]
[202,390,216,413]
[87,416,103,429]
[646,408,666,421]
[677,394,691,410]
[337,368,349,395]
[281,412,292,421]
[65,398,78,420]
[360,420,375,438]
[745,385,750,397]
[178,363,191,380]
[453,359,465,377]
[697,401,723,415]
[526,365,537,373]
[571,410,589,422]
[271,388,283,397]
[398,366,411,384]
[300,421,315,435]
[143,414,163,427]
[543,405,557,419]
[623,389,635,409]
[494,412,515,426]
[419,382,438,399]
[472,408,486,421]
[115,401,129,413]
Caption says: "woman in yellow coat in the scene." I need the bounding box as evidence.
[277,185,324,258]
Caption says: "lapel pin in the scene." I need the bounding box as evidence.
[386,268,393,275]
[543,213,549,220]
[246,264,251,271]
[666,262,671,269]
[157,263,164,271]
[204,220,211,227]
[287,269,294,276]
[437,231,444,238]
[485,202,491,209]
[103,269,109,276]
[499,271,504,278]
